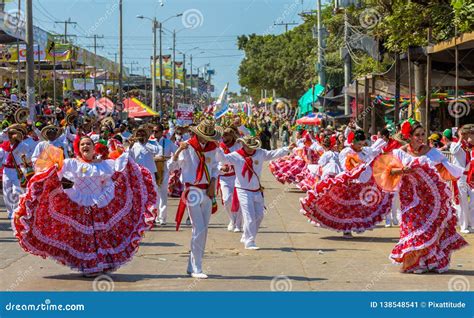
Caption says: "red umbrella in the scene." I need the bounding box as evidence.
[296,116,321,126]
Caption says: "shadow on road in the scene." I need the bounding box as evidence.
[43,273,327,283]
[320,236,399,243]
[139,242,182,247]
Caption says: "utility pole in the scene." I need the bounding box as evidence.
[172,29,176,110]
[190,54,193,104]
[16,0,21,95]
[118,0,123,115]
[25,0,35,121]
[152,18,158,113]
[36,43,41,97]
[54,18,77,44]
[158,22,164,115]
[316,0,326,87]
[86,34,104,91]
[182,53,186,101]
[343,12,352,115]
[273,21,298,33]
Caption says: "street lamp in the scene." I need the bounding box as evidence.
[136,13,183,115]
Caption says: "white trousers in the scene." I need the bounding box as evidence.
[156,170,170,222]
[386,191,401,225]
[237,188,264,247]
[186,187,212,274]
[2,168,23,219]
[456,178,474,231]
[220,177,242,228]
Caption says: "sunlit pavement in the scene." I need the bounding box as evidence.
[1,168,473,291]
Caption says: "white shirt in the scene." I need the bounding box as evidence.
[129,141,160,173]
[339,139,386,171]
[318,150,342,180]
[32,135,70,164]
[217,147,290,191]
[21,137,38,159]
[152,137,178,157]
[450,141,471,170]
[218,142,242,179]
[58,153,128,208]
[170,142,219,185]
[394,147,464,179]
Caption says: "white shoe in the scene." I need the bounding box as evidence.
[460,229,471,234]
[191,272,208,279]
[245,242,260,250]
[233,227,241,233]
[155,219,166,226]
[384,224,391,228]
[342,232,353,239]
[227,223,234,231]
[240,236,246,243]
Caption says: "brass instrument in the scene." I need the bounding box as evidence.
[154,155,171,186]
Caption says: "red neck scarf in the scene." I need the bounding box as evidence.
[237,148,255,182]
[220,141,235,154]
[188,135,217,184]
[5,141,18,167]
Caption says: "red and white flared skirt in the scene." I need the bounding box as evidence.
[390,163,468,273]
[300,163,393,233]
[13,161,157,274]
[269,155,306,184]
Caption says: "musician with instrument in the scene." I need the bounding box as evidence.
[150,123,177,226]
[0,124,31,219]
[129,125,161,191]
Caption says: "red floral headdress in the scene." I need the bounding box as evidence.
[401,118,417,140]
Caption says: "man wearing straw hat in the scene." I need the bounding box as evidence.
[170,118,222,279]
[218,126,243,232]
[129,125,161,189]
[31,125,69,164]
[217,136,296,249]
[0,124,30,219]
[450,124,474,233]
[151,123,178,226]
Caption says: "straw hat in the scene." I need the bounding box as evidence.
[133,125,152,138]
[237,135,262,149]
[41,125,62,140]
[8,123,28,136]
[188,118,223,142]
[223,126,239,139]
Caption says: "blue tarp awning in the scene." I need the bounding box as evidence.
[298,84,324,117]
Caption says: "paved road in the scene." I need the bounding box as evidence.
[0,168,473,291]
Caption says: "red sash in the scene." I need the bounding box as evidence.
[237,148,254,182]
[4,142,17,169]
[175,136,217,230]
[188,135,217,183]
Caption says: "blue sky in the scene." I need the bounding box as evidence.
[9,0,319,95]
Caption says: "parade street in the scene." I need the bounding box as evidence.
[1,168,473,292]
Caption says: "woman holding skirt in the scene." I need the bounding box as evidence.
[13,136,157,276]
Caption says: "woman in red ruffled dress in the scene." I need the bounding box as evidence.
[300,130,393,238]
[270,130,320,188]
[13,136,157,276]
[389,120,467,273]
